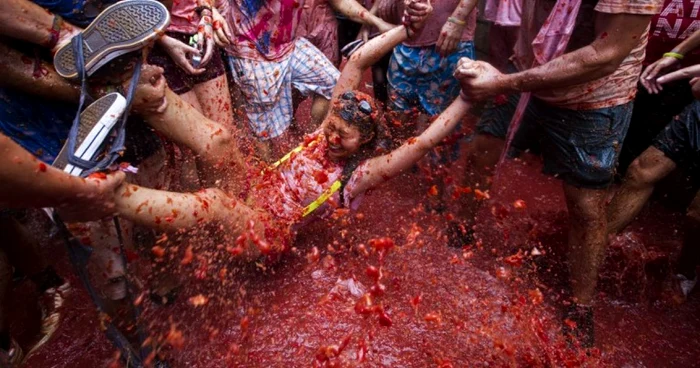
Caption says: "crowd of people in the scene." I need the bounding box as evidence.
[0,0,698,364]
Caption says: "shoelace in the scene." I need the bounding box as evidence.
[65,33,142,178]
[57,33,149,366]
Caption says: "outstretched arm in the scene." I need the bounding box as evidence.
[349,97,471,196]
[641,26,700,93]
[333,0,433,98]
[328,0,394,33]
[0,133,125,221]
[456,12,653,100]
[333,25,407,98]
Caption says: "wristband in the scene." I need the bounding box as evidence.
[447,16,466,26]
[663,52,684,60]
[46,15,63,50]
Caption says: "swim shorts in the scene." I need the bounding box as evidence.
[147,31,226,95]
[388,41,475,116]
[227,38,339,140]
[476,91,634,189]
[653,100,700,171]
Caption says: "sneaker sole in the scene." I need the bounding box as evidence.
[53,0,170,80]
[53,92,127,177]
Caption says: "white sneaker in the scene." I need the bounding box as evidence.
[52,92,127,176]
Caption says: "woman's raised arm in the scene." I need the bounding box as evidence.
[333,0,433,98]
[350,97,470,196]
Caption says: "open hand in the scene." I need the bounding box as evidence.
[640,56,681,94]
[656,64,700,85]
[159,35,205,75]
[211,8,233,47]
[436,20,463,56]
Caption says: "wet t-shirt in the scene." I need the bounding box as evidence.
[513,0,663,110]
[225,0,305,61]
[645,0,700,66]
[252,131,367,227]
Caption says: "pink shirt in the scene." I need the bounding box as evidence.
[168,0,229,35]
[225,0,305,61]
[297,0,340,64]
[252,131,366,227]
[513,0,663,110]
[484,0,523,26]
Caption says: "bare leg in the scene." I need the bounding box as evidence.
[144,88,245,190]
[178,90,204,112]
[449,134,504,245]
[114,184,267,260]
[607,147,676,234]
[565,185,609,305]
[193,74,235,128]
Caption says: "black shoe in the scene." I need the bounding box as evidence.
[562,304,595,348]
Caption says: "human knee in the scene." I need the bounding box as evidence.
[208,126,234,159]
[625,152,669,188]
[567,192,606,225]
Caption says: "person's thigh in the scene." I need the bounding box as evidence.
[179,89,204,112]
[193,74,235,127]
[290,38,340,100]
[536,100,634,189]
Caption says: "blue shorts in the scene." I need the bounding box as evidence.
[388,41,475,116]
[653,100,700,175]
[0,88,74,164]
[476,92,634,189]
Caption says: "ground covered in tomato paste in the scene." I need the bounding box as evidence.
[11,151,700,367]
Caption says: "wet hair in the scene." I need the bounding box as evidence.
[332,90,392,205]
[332,90,391,153]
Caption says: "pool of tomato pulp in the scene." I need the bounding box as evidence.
[12,107,700,367]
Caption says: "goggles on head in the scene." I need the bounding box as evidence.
[339,91,373,118]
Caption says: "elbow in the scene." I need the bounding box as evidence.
[590,45,628,77]
[597,57,623,76]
